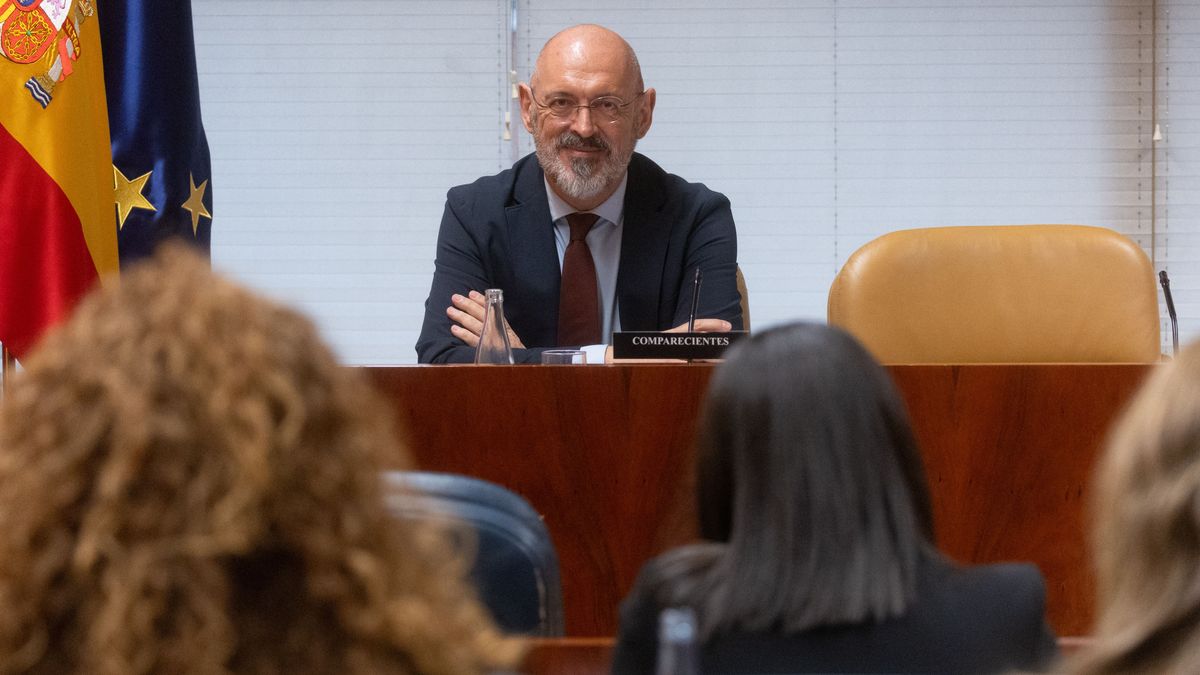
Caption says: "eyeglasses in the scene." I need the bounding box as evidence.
[530,90,645,124]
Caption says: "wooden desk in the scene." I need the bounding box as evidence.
[523,638,614,675]
[367,364,1150,637]
[519,636,1092,674]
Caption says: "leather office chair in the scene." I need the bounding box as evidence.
[827,225,1161,363]
[736,265,751,331]
[382,471,564,636]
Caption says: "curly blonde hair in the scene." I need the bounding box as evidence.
[0,247,523,674]
[1071,341,1200,674]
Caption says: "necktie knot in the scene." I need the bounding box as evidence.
[567,212,599,242]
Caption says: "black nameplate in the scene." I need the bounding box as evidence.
[612,331,748,360]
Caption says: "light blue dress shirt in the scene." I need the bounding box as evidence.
[545,174,627,364]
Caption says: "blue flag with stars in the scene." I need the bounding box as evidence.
[100,0,211,265]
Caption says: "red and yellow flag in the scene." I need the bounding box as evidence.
[0,0,119,359]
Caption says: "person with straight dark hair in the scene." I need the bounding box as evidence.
[611,322,1058,674]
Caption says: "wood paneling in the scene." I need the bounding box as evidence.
[523,638,614,675]
[366,364,1151,637]
[892,364,1150,638]
[521,636,1092,674]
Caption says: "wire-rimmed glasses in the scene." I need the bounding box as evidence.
[530,90,645,124]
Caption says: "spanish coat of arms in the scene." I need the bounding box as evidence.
[0,0,95,107]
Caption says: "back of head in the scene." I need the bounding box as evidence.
[0,247,520,674]
[658,322,932,637]
[1074,341,1200,675]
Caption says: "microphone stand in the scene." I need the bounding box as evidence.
[1160,270,1179,357]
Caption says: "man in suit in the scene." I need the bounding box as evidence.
[416,24,742,364]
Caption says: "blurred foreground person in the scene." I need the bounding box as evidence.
[0,247,521,675]
[1071,341,1200,675]
[612,323,1058,674]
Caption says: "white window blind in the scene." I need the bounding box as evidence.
[194,0,510,364]
[833,2,1153,258]
[1158,1,1200,354]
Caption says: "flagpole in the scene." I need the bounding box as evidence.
[0,343,12,396]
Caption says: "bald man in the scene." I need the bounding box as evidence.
[416,25,742,364]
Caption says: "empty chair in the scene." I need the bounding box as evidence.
[827,225,1160,363]
[736,266,751,332]
[383,471,565,637]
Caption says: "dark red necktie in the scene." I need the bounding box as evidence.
[558,212,601,346]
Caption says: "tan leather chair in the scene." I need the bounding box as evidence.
[827,225,1160,363]
[736,266,751,332]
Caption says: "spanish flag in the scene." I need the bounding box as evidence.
[0,0,211,360]
[0,0,116,359]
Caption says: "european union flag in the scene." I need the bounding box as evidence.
[99,0,211,265]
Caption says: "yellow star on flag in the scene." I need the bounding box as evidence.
[181,173,212,236]
[113,166,156,229]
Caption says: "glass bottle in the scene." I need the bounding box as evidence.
[474,288,514,365]
[655,607,700,675]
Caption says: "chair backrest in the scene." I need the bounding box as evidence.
[736,265,751,332]
[827,225,1161,363]
[382,471,564,636]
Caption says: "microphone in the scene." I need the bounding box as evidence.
[687,267,703,332]
[1160,270,1179,357]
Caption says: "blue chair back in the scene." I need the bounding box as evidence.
[382,471,564,636]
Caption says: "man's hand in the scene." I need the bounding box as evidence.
[667,318,732,334]
[447,290,526,349]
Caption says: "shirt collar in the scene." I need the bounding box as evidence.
[544,172,628,227]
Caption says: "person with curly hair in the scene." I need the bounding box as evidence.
[0,246,523,675]
[1069,340,1200,675]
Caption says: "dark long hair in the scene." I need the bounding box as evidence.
[649,322,934,638]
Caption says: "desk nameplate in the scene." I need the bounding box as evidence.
[611,331,749,360]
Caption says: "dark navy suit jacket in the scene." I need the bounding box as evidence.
[416,152,743,363]
[611,550,1059,674]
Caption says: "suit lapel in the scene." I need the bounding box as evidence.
[617,154,670,330]
[506,158,561,344]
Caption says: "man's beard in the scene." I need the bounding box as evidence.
[535,129,634,203]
